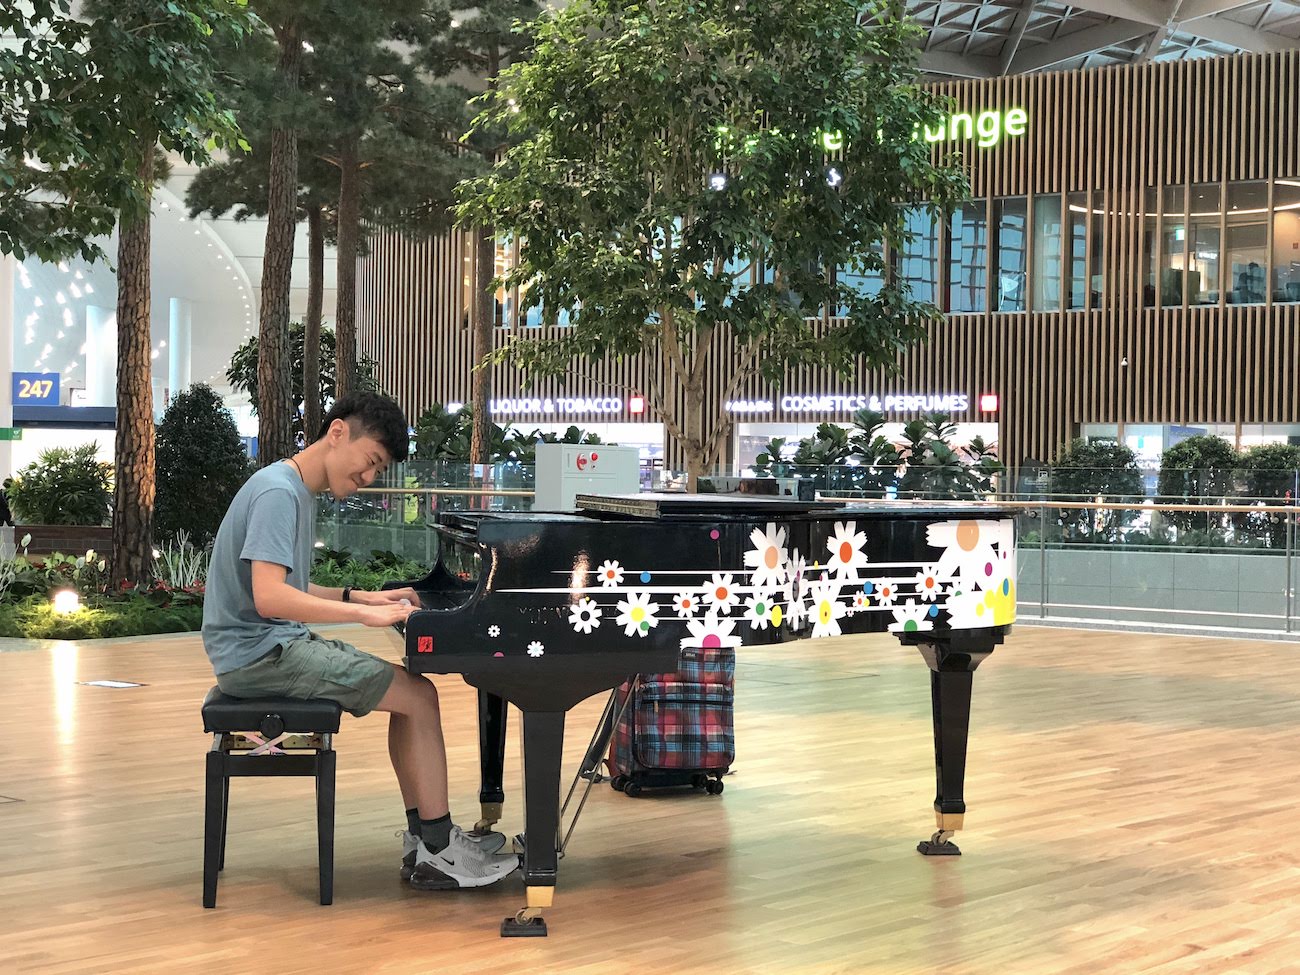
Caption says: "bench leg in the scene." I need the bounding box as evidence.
[316,749,336,906]
[203,750,225,908]
[219,770,230,871]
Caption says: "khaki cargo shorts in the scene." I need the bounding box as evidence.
[216,633,397,718]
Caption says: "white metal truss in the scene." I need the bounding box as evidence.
[903,0,1300,77]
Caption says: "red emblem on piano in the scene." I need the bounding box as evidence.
[417,636,434,654]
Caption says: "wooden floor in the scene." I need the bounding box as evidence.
[3,624,1300,975]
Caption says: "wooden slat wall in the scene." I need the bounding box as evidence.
[358,50,1300,470]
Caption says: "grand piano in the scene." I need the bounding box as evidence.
[391,493,1017,936]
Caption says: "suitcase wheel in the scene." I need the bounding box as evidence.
[706,779,724,796]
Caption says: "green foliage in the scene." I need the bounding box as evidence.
[9,445,113,526]
[310,548,427,590]
[155,384,253,546]
[3,548,108,601]
[1050,438,1145,542]
[1156,435,1239,531]
[411,403,604,464]
[897,414,1004,499]
[226,324,381,440]
[154,530,211,589]
[1233,443,1300,547]
[749,410,992,500]
[0,0,259,263]
[0,592,204,640]
[455,0,968,474]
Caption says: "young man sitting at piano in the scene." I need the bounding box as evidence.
[201,391,519,890]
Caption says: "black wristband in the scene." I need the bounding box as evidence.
[342,586,353,603]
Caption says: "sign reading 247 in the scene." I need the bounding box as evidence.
[12,372,59,407]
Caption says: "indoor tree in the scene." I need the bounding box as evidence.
[455,0,967,486]
[2,0,257,583]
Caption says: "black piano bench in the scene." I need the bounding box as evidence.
[201,686,342,909]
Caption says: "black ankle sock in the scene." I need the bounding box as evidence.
[419,813,453,853]
[405,807,420,836]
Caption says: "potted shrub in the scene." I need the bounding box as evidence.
[154,383,253,547]
[8,444,113,554]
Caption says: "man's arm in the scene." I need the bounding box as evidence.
[308,582,422,605]
[252,561,415,627]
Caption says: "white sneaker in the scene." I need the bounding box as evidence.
[409,827,519,890]
[399,827,508,881]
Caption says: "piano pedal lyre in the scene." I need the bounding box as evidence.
[501,887,552,938]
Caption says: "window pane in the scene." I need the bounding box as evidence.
[1066,191,1087,310]
[1224,182,1268,304]
[1142,187,1158,308]
[837,242,884,315]
[1274,180,1300,303]
[1160,185,1186,306]
[895,206,938,304]
[1089,189,1105,307]
[947,201,987,313]
[1188,183,1220,305]
[1032,194,1061,311]
[993,198,1027,311]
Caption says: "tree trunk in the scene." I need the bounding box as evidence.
[335,135,360,399]
[686,384,707,496]
[468,226,495,467]
[256,17,302,465]
[111,142,156,586]
[303,203,324,443]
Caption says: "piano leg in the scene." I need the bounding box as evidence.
[476,690,507,831]
[914,642,992,856]
[501,709,565,938]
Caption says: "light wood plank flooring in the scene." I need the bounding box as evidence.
[2,624,1299,974]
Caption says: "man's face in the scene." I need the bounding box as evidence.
[325,421,391,498]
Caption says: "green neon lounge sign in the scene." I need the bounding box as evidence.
[717,107,1029,158]
[912,107,1029,148]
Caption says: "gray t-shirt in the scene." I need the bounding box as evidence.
[202,462,314,675]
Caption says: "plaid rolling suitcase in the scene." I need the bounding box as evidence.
[607,644,735,796]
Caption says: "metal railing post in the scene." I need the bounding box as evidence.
[1039,500,1047,620]
[1288,477,1296,634]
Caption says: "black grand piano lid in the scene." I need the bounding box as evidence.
[575,492,1020,521]
[575,492,837,519]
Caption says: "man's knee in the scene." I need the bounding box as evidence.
[395,669,440,713]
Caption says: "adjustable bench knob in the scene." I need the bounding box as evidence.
[259,714,285,739]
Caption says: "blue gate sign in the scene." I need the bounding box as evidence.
[12,372,59,406]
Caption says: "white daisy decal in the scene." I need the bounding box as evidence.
[487,624,500,637]
[703,572,740,615]
[680,612,744,650]
[615,591,660,637]
[927,520,1000,589]
[527,641,545,657]
[824,520,868,580]
[870,579,898,607]
[743,592,775,630]
[672,590,700,618]
[743,522,789,590]
[888,599,935,633]
[944,589,985,628]
[914,564,944,602]
[568,598,601,634]
[852,592,870,612]
[783,550,807,604]
[807,578,847,638]
[597,559,625,588]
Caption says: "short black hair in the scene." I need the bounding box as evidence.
[319,392,410,462]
